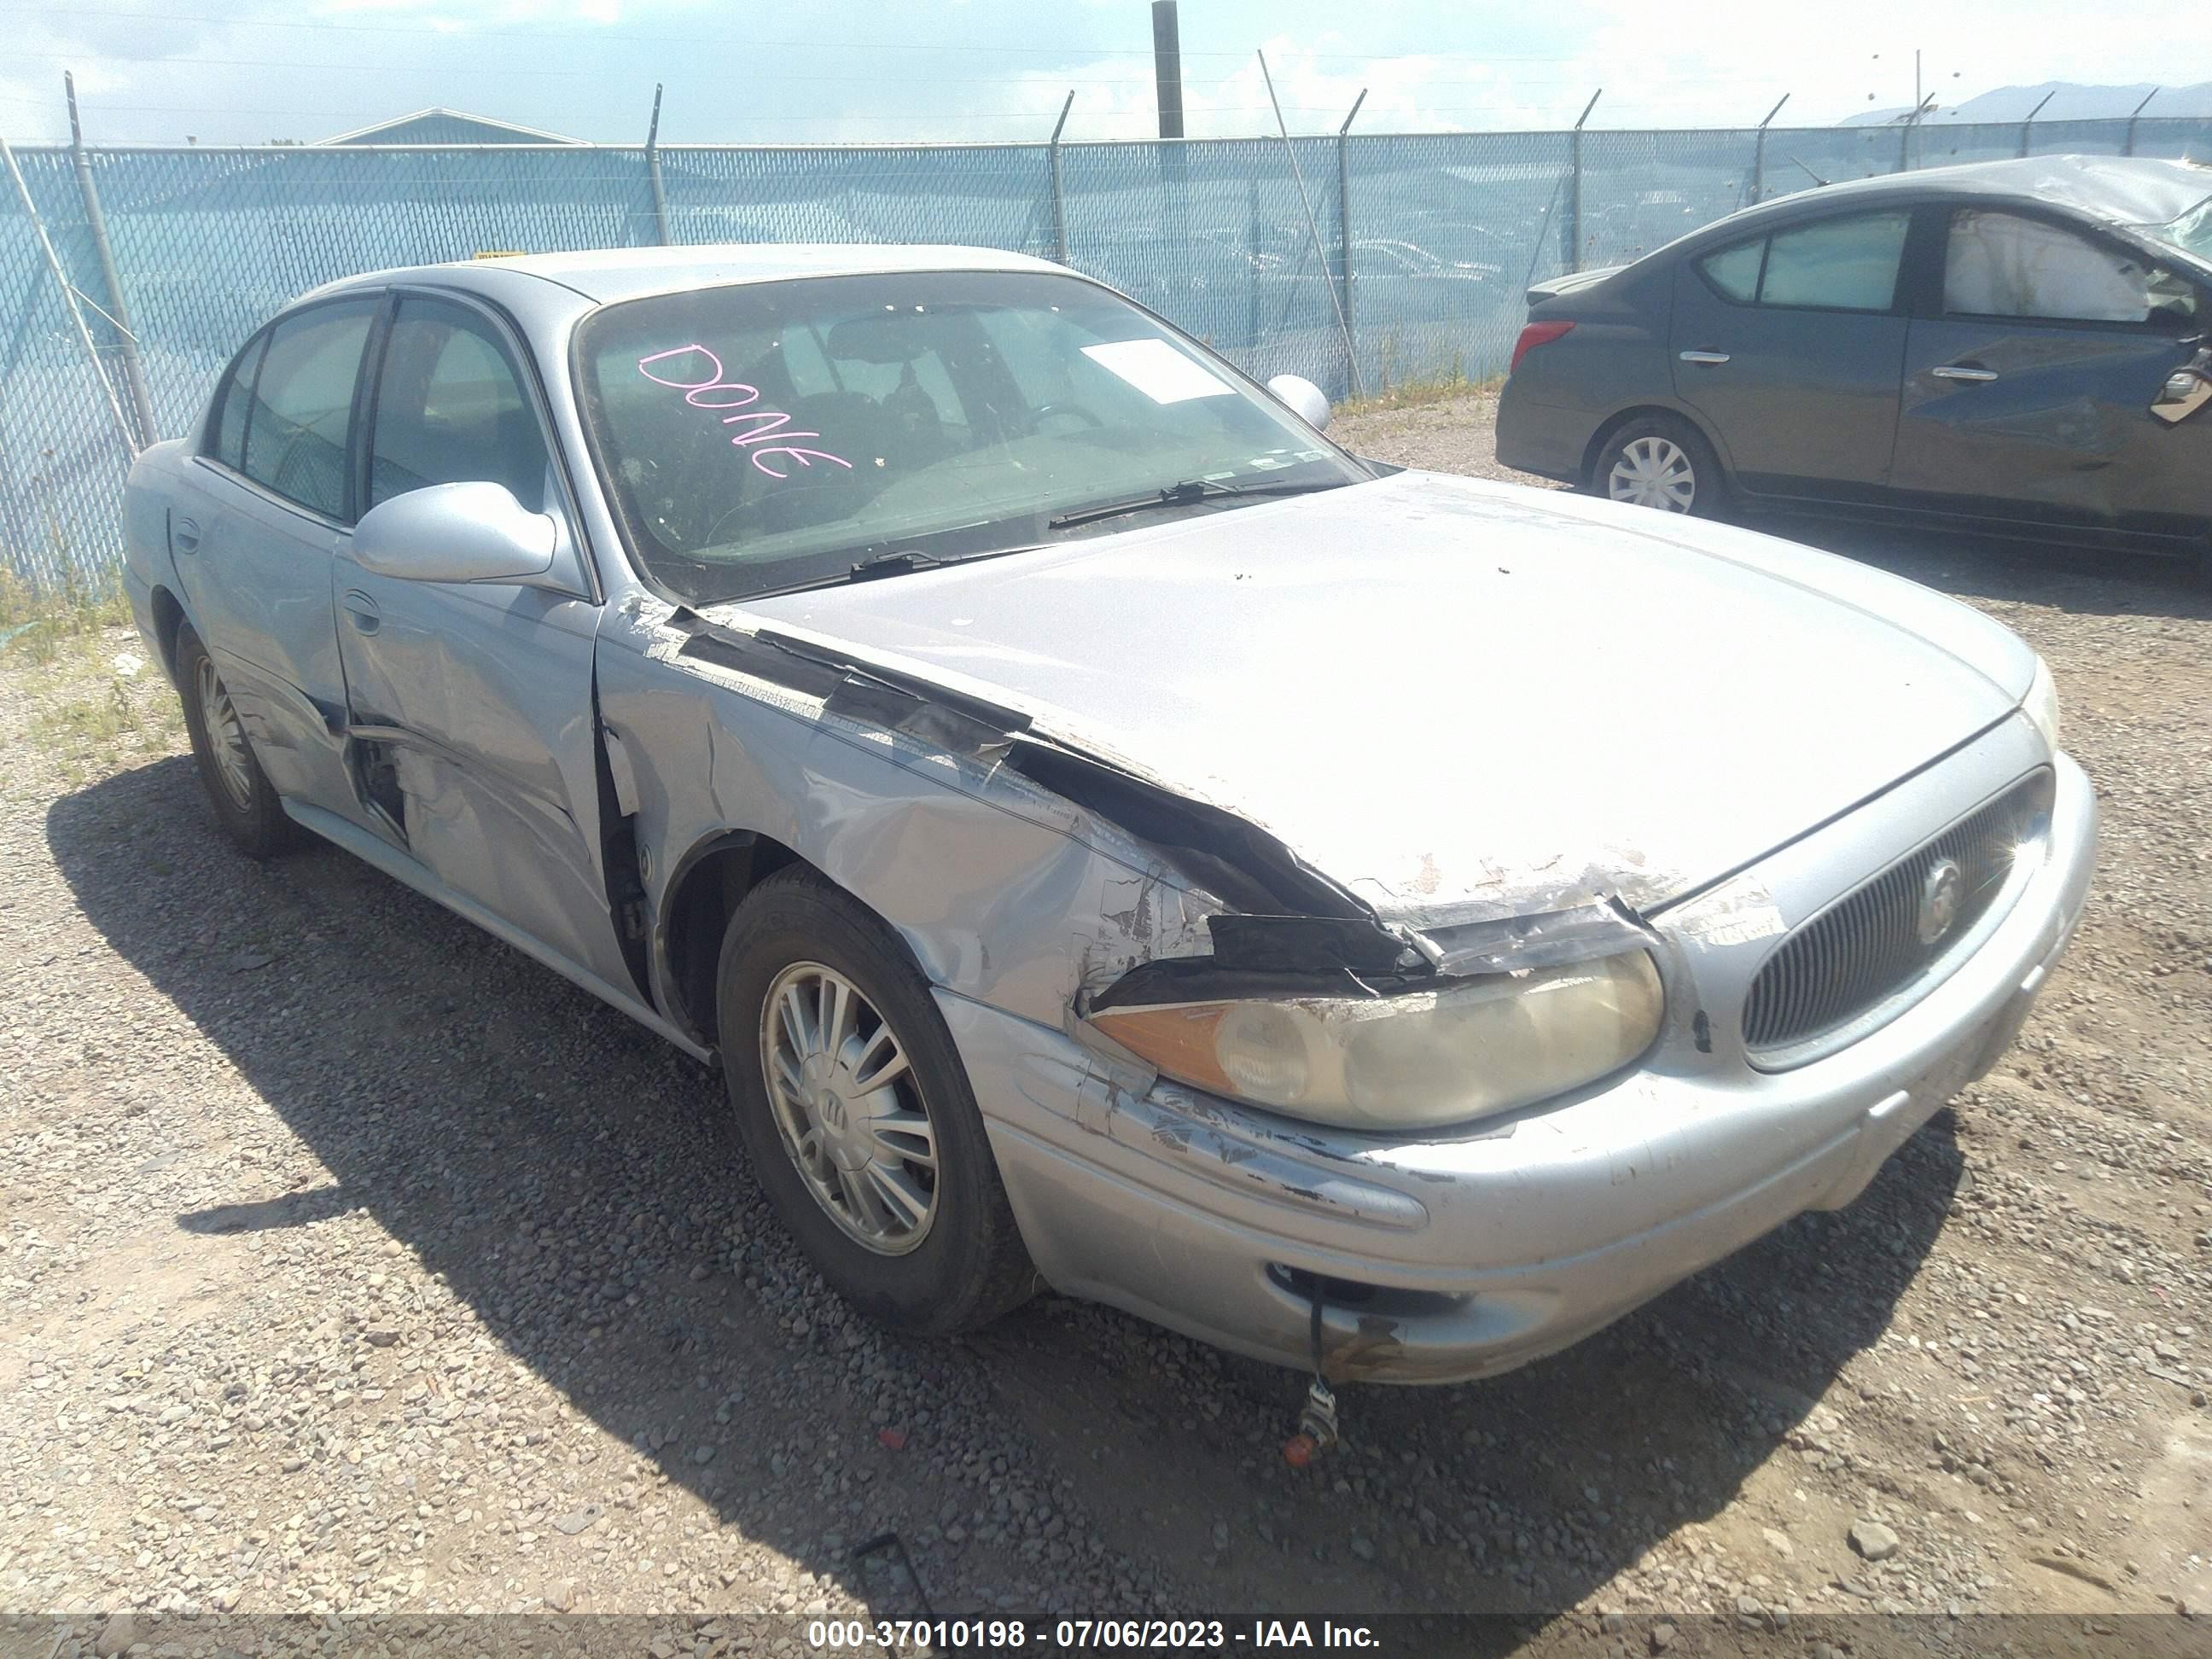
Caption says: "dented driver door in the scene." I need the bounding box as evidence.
[331,291,636,991]
[1889,207,2209,544]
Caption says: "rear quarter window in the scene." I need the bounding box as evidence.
[206,332,269,470]
[1697,240,1762,303]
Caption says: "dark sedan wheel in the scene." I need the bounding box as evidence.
[1592,416,1726,518]
[174,622,299,859]
[716,869,1036,1335]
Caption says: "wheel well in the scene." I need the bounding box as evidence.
[1579,405,1721,492]
[662,831,806,1048]
[150,585,187,678]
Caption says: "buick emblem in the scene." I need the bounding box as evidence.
[1918,859,1964,946]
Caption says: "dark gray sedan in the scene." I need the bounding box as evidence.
[1495,156,2212,571]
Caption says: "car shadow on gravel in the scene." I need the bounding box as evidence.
[49,753,1962,1620]
[1751,512,2212,622]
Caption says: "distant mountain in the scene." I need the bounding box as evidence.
[1842,80,2212,125]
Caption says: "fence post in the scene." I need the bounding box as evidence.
[1749,93,1789,205]
[644,84,672,246]
[1244,172,1261,355]
[65,73,157,449]
[3,134,137,468]
[1563,90,1600,274]
[2123,87,2158,155]
[1257,49,1362,398]
[1336,89,1365,390]
[1048,90,1074,265]
[1893,96,1928,173]
[2018,90,2054,159]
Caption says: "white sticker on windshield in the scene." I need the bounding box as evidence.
[1080,339,1236,405]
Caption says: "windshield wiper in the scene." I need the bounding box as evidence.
[736,542,1045,602]
[1045,477,1346,531]
[847,547,953,581]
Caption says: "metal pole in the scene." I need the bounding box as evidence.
[644,83,672,246]
[1749,93,1789,205]
[2124,86,2158,156]
[1048,90,1074,265]
[1897,94,1934,173]
[1522,170,1565,294]
[1563,90,1600,274]
[1244,172,1261,356]
[1150,3,1185,139]
[2019,89,2054,159]
[3,132,137,463]
[1336,89,1365,393]
[65,73,156,449]
[1258,50,1362,399]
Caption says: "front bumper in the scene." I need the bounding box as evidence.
[944,734,2096,1385]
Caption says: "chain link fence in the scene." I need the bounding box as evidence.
[4,116,2209,588]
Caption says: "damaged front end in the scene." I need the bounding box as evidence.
[626,601,1668,1144]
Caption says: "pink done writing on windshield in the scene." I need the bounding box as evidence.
[636,345,855,480]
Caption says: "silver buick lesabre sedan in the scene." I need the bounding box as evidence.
[121,245,2095,1391]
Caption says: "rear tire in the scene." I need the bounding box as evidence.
[1588,415,1728,519]
[174,622,299,859]
[716,868,1037,1336]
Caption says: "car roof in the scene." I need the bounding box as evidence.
[304,242,1069,308]
[1708,154,2211,239]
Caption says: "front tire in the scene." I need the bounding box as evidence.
[1589,415,1727,518]
[716,869,1036,1336]
[174,621,299,859]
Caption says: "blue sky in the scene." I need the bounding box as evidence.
[3,0,2203,147]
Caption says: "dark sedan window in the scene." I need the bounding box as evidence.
[1697,240,1762,303]
[1694,211,1911,313]
[1944,211,2189,326]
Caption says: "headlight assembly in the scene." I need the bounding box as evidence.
[1087,951,1664,1132]
[2023,656,2060,753]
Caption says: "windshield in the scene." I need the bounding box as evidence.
[573,269,1367,605]
[2149,195,2212,264]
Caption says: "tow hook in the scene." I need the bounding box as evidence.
[1283,1285,1342,1468]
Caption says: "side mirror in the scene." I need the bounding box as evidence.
[352,481,559,585]
[1266,373,1332,432]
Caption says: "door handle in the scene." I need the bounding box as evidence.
[172,515,201,556]
[341,590,381,635]
[1930,365,2000,382]
[1679,350,1732,365]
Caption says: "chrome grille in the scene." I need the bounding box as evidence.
[1742,771,2054,1061]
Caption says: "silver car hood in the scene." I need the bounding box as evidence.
[738,471,2035,923]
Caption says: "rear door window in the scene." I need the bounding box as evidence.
[1756,212,1911,311]
[1694,210,1912,313]
[239,300,380,520]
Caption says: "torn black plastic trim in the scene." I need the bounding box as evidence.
[1002,740,1369,921]
[1085,958,1429,1015]
[672,610,1032,759]
[1208,912,1420,975]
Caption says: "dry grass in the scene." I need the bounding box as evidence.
[0,569,181,783]
[1335,369,1503,421]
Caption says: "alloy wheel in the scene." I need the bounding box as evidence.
[1607,435,1697,512]
[195,655,255,811]
[759,962,939,1255]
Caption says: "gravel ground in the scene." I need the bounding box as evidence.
[3,394,2209,1650]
